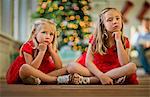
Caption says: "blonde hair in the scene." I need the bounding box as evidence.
[91,8,125,55]
[20,18,57,57]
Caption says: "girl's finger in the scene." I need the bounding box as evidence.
[112,32,116,37]
[110,80,113,85]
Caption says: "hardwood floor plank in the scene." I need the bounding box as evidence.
[0,76,149,97]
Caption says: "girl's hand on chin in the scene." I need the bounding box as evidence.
[48,43,54,53]
[44,38,51,45]
[112,31,121,41]
[38,42,47,52]
[44,41,50,45]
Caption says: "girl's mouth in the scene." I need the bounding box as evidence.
[44,41,50,44]
[113,25,120,31]
[113,25,119,28]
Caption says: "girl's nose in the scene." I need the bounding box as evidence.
[113,18,118,24]
[45,35,50,39]
[45,34,50,39]
[46,33,50,37]
[113,19,117,24]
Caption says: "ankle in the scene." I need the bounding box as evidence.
[72,73,90,85]
[57,74,72,84]
[82,77,90,84]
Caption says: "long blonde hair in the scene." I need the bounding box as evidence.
[20,18,57,57]
[91,8,125,55]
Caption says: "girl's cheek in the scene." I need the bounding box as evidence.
[50,38,53,42]
[51,36,54,40]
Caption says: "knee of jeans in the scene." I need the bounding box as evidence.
[135,45,144,51]
[67,62,78,73]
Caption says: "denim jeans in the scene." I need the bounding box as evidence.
[135,45,150,74]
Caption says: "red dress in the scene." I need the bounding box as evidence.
[76,36,139,84]
[6,40,56,84]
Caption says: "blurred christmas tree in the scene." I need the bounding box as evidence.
[32,0,92,52]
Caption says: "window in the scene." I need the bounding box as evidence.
[1,0,13,36]
[1,0,37,42]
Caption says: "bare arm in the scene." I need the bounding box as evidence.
[85,44,113,84]
[116,40,130,66]
[112,31,130,66]
[23,43,47,69]
[48,44,62,69]
[85,44,104,77]
[49,50,62,69]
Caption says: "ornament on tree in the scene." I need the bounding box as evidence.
[41,2,47,9]
[32,0,92,52]
[137,1,150,21]
[121,0,134,23]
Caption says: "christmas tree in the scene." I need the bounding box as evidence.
[32,0,92,52]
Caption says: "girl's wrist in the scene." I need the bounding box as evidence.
[39,50,46,54]
[39,49,47,52]
[97,72,104,78]
[115,39,122,43]
[48,46,54,53]
[48,48,54,53]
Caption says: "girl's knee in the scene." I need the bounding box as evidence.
[19,64,32,79]
[128,62,137,73]
[67,62,79,73]
[19,64,31,74]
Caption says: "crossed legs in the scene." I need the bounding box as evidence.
[19,62,137,84]
[19,64,68,84]
[67,62,137,84]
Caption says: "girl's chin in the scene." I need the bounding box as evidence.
[113,29,121,32]
[112,30,120,33]
[39,42,49,45]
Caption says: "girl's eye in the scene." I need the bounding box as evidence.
[116,17,120,20]
[50,33,54,36]
[107,19,112,22]
[41,31,46,34]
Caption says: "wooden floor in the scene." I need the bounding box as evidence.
[0,76,150,97]
[0,75,150,97]
[0,84,149,97]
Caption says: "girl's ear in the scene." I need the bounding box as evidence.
[32,32,38,40]
[32,34,36,38]
[32,28,36,35]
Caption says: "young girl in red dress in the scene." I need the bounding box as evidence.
[6,18,68,84]
[67,8,139,85]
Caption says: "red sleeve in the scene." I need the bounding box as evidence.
[125,37,130,48]
[21,41,33,55]
[89,35,94,44]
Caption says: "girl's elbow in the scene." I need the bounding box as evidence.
[120,58,130,66]
[125,56,130,64]
[56,66,62,69]
[85,60,91,67]
[53,58,62,68]
[58,63,63,69]
[127,62,137,73]
[131,63,137,72]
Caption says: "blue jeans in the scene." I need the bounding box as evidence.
[135,45,150,74]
